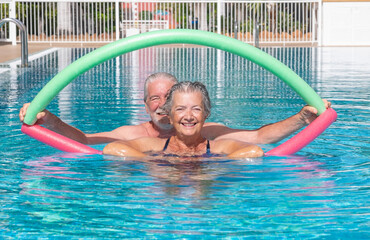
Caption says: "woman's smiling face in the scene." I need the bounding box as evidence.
[169,91,206,138]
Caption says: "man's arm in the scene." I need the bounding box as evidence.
[19,103,148,145]
[202,100,331,144]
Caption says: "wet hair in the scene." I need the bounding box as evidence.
[163,81,211,118]
[143,72,178,102]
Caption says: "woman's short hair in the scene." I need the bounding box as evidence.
[163,81,211,118]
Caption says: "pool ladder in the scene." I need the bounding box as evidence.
[0,18,28,67]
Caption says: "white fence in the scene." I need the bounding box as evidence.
[0,0,320,45]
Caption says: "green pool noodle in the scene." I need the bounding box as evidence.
[24,29,325,125]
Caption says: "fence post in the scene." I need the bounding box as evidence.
[217,0,222,34]
[9,0,16,45]
[115,0,119,40]
[317,0,322,46]
[253,21,260,48]
[234,20,238,39]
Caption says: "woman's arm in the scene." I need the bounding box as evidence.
[203,100,331,144]
[227,144,264,158]
[103,141,147,157]
[103,138,164,157]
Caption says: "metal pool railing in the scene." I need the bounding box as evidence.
[0,18,28,66]
[0,0,320,45]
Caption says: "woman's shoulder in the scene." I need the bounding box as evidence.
[211,139,264,158]
[210,139,251,152]
[209,139,234,153]
[211,138,239,146]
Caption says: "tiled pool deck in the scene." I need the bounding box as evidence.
[0,42,108,63]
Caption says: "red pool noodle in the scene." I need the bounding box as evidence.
[266,108,337,156]
[21,124,102,154]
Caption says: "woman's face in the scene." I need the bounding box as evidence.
[169,91,206,138]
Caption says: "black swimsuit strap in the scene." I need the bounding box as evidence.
[206,140,211,155]
[163,137,171,151]
[163,138,211,154]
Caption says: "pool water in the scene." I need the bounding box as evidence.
[1,47,369,238]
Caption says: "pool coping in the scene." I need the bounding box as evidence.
[0,42,211,64]
[0,41,321,65]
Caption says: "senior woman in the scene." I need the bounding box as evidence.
[103,81,264,158]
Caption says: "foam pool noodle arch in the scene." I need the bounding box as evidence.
[22,29,337,155]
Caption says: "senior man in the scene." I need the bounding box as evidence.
[19,72,331,145]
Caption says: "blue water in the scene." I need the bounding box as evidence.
[1,47,369,238]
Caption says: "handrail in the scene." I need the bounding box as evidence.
[0,18,28,67]
[253,21,260,48]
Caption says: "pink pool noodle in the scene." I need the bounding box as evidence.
[21,124,102,154]
[266,108,337,156]
[21,108,336,156]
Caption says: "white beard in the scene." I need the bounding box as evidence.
[150,107,173,131]
[152,117,173,131]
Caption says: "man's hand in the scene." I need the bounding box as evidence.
[19,103,54,125]
[298,99,332,125]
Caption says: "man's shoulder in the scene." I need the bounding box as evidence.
[112,122,151,140]
[115,122,148,131]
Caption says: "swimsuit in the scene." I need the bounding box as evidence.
[162,137,211,155]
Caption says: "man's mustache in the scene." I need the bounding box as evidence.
[155,108,168,116]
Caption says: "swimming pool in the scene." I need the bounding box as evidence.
[1,46,369,238]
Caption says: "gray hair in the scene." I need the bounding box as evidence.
[163,81,211,118]
[144,72,178,102]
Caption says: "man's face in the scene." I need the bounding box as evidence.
[145,79,175,130]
